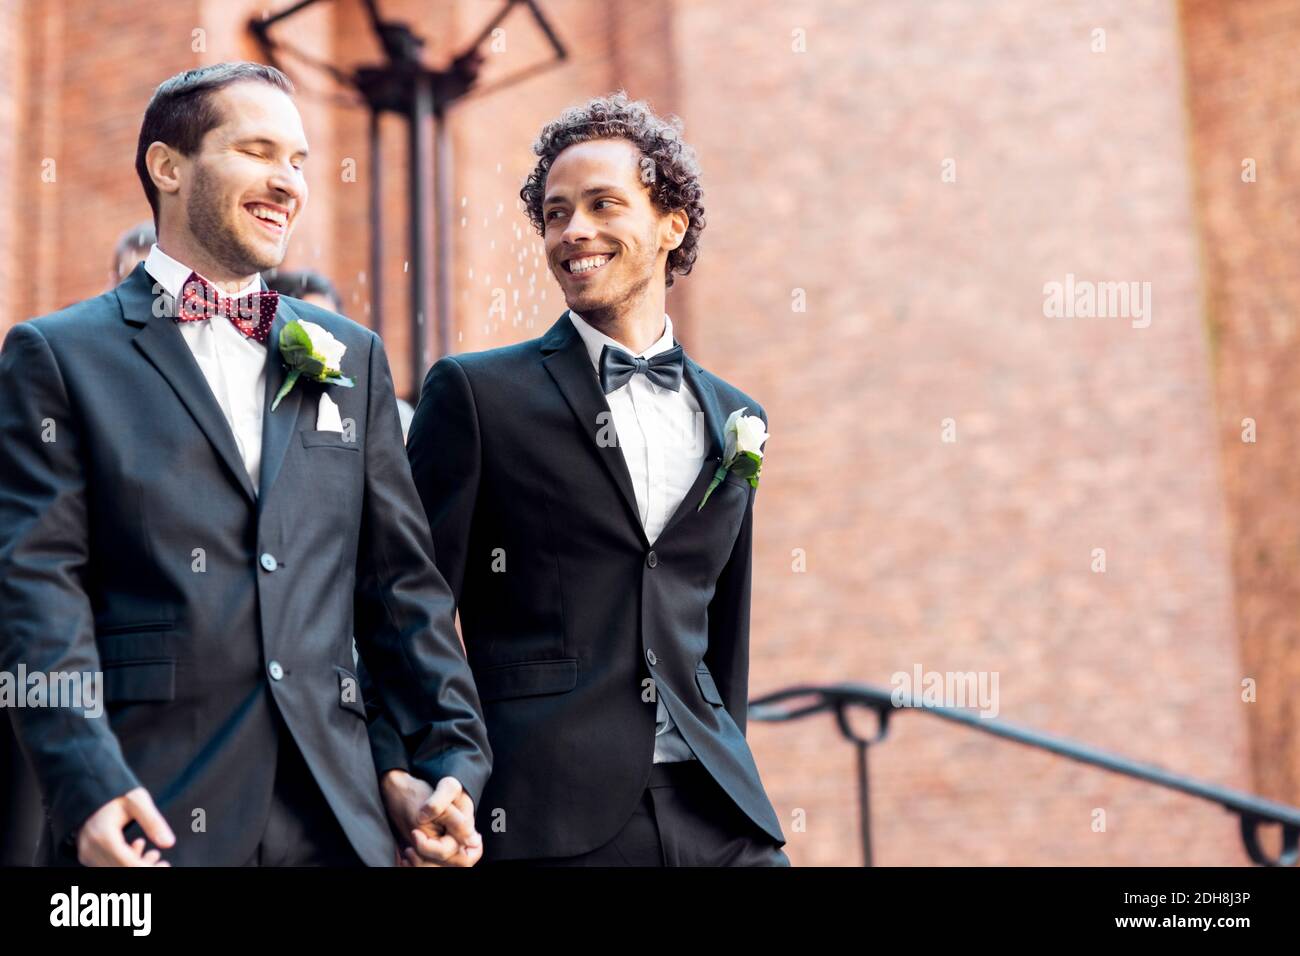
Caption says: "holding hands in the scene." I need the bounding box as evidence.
[381,771,483,867]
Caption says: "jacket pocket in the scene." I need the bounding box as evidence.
[98,629,176,662]
[96,620,175,636]
[335,665,366,718]
[98,630,178,703]
[696,663,724,705]
[301,429,359,451]
[475,658,578,703]
[102,660,175,703]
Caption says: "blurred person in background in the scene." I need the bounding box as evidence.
[265,266,342,312]
[110,222,156,287]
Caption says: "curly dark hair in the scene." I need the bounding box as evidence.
[520,91,705,288]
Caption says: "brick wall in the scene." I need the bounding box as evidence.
[671,0,1247,865]
[1,0,1284,866]
[0,2,19,309]
[3,0,200,327]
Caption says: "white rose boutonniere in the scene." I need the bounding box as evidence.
[271,319,355,410]
[697,407,768,511]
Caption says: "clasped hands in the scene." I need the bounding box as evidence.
[380,769,483,867]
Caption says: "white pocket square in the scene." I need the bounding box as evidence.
[316,393,344,433]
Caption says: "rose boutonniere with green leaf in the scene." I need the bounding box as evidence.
[698,407,768,511]
[271,319,355,410]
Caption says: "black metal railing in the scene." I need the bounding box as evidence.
[749,682,1300,866]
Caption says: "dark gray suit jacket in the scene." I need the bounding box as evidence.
[0,262,490,865]
[368,312,785,861]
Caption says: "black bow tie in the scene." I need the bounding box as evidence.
[598,343,685,394]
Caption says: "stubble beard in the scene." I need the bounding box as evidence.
[187,165,284,279]
[567,233,657,330]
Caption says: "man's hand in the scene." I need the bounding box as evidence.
[76,787,176,867]
[381,770,482,867]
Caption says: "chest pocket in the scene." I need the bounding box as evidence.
[298,429,362,503]
[301,430,360,451]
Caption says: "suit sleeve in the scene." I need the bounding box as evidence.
[0,322,142,848]
[404,355,481,604]
[351,335,491,808]
[360,354,482,776]
[703,401,768,738]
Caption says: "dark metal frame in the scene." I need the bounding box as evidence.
[750,682,1300,866]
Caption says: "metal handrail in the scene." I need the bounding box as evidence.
[749,682,1300,866]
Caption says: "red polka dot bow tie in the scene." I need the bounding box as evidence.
[175,271,278,345]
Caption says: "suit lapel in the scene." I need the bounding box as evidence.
[540,312,647,543]
[257,291,310,508]
[122,263,258,505]
[682,357,726,462]
[657,357,728,540]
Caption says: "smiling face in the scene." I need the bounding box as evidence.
[542,138,686,319]
[166,81,309,278]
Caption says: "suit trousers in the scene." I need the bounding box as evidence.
[483,759,790,867]
[242,711,363,867]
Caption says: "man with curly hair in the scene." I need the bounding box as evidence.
[380,91,789,865]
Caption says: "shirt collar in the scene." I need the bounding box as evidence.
[567,309,677,372]
[144,243,262,303]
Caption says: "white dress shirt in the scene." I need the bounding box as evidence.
[144,244,267,494]
[569,309,709,763]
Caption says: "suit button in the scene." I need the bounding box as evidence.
[260,552,278,572]
[646,550,658,568]
[268,660,284,681]
[646,648,657,666]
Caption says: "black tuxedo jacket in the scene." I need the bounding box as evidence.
[0,262,490,866]
[368,311,785,861]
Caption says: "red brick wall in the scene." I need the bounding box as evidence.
[0,0,23,307]
[4,1,200,327]
[671,0,1247,865]
[1,0,1287,866]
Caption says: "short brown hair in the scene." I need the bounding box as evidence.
[135,62,294,224]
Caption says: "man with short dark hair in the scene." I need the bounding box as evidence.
[381,92,789,866]
[0,62,490,866]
